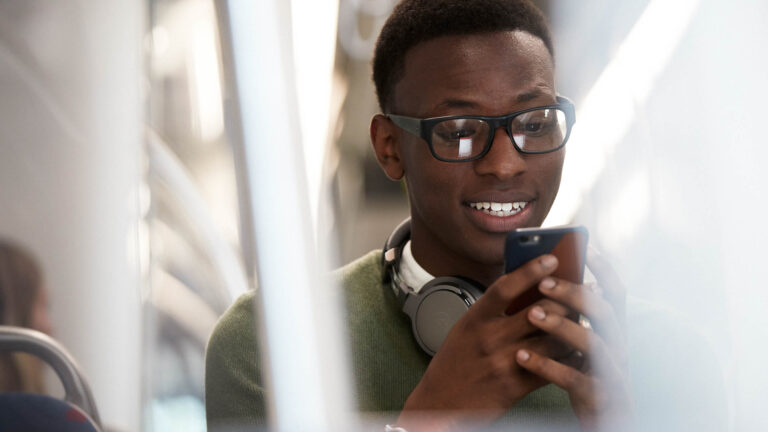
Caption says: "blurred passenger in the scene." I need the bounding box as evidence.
[206,0,725,431]
[0,240,53,392]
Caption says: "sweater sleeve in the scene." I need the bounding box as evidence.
[205,290,267,431]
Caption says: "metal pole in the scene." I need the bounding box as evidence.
[222,0,355,430]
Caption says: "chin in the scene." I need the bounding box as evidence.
[465,240,506,267]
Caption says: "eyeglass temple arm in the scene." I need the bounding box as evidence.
[555,95,576,126]
[556,94,573,105]
[387,114,422,138]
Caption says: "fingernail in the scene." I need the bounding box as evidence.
[517,349,530,362]
[517,350,531,362]
[531,306,546,320]
[540,277,556,290]
[541,255,558,268]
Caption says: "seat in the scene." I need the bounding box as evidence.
[0,326,102,432]
[0,393,99,432]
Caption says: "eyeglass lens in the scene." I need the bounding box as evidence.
[430,108,567,160]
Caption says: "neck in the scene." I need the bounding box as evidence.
[409,219,504,287]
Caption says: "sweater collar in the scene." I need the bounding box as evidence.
[399,240,434,294]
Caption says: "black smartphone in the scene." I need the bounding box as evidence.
[503,225,589,315]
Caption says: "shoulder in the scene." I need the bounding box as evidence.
[205,291,265,428]
[333,249,388,308]
[207,290,258,354]
[333,249,384,289]
[208,250,384,356]
[205,291,262,386]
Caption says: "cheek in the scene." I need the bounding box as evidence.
[532,151,564,191]
[529,152,565,219]
[404,164,450,211]
[402,154,467,219]
[402,141,446,194]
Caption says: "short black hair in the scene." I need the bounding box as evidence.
[372,0,553,112]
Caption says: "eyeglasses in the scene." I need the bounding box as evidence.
[387,96,576,162]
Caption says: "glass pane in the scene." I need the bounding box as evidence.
[432,119,490,160]
[511,109,566,152]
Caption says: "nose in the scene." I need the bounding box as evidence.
[473,127,527,180]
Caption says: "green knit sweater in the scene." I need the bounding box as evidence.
[205,250,576,430]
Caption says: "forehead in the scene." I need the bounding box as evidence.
[393,31,555,116]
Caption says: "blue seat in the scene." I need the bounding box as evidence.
[0,393,99,432]
[0,326,102,432]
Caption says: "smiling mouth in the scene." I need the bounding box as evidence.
[468,201,529,217]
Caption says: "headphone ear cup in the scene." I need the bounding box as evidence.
[403,276,485,356]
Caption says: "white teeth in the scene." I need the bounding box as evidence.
[469,201,529,217]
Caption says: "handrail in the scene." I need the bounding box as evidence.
[0,326,101,428]
[146,129,249,305]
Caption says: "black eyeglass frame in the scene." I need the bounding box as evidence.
[387,95,576,162]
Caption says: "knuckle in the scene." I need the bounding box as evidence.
[487,354,510,379]
[520,262,541,280]
[559,280,580,300]
[477,331,498,356]
[534,298,557,309]
[489,273,516,303]
[537,299,568,316]
[549,313,565,329]
[503,375,529,400]
[517,257,549,282]
[562,368,582,389]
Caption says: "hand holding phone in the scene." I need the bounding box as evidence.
[504,225,588,315]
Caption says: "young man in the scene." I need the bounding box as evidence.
[363,0,633,430]
[206,1,724,431]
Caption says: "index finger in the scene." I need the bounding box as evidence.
[470,254,559,319]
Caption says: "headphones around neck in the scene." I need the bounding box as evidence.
[382,218,485,356]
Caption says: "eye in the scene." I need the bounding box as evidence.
[516,110,558,136]
[433,118,483,144]
[436,128,477,141]
[524,121,548,133]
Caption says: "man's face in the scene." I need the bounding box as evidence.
[380,30,564,282]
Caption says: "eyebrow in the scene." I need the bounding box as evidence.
[432,89,549,112]
[433,98,478,111]
[515,89,545,103]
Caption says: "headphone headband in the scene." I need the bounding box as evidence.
[382,218,411,282]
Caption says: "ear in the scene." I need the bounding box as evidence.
[370,114,405,180]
